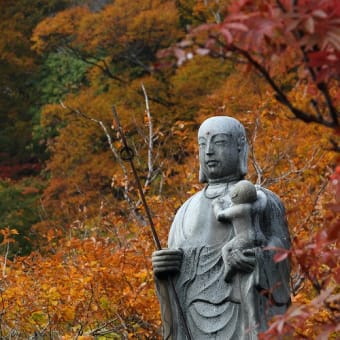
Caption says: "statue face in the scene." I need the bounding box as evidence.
[199,133,240,181]
[198,116,247,182]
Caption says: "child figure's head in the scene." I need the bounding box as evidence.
[230,180,257,204]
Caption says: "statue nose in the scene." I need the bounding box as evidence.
[205,141,214,155]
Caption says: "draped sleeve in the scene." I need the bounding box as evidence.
[256,187,291,307]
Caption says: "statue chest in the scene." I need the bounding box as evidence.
[181,192,234,247]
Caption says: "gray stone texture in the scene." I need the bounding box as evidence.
[152,116,291,339]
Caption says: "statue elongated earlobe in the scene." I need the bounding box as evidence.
[199,166,208,183]
[239,143,248,177]
[237,135,248,177]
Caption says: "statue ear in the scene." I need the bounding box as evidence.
[199,165,208,183]
[239,143,248,176]
[238,136,249,177]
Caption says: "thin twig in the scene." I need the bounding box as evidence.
[141,83,154,190]
[273,0,339,127]
[250,116,263,185]
[60,101,146,225]
[302,177,329,229]
[63,46,173,107]
[64,46,127,84]
[232,46,338,128]
[210,35,338,128]
[2,242,9,278]
[263,148,322,186]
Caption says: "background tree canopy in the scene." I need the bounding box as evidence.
[0,0,338,338]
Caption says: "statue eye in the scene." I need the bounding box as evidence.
[231,192,238,199]
[199,143,206,148]
[215,140,227,145]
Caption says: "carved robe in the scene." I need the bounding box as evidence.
[155,185,291,340]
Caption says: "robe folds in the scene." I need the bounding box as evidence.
[155,186,291,340]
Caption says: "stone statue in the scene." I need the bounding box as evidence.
[152,116,291,339]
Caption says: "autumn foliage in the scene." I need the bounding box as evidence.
[0,0,339,339]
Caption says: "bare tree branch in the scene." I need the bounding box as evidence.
[273,2,339,126]
[232,45,339,128]
[62,46,174,108]
[60,101,147,226]
[2,241,9,278]
[207,35,339,129]
[263,148,323,187]
[249,115,264,185]
[141,83,154,190]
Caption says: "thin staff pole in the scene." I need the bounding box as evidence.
[112,106,192,340]
[112,107,161,249]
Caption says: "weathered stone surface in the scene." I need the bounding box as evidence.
[152,116,291,339]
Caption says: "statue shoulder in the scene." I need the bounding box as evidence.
[168,190,203,247]
[255,185,291,249]
[256,186,285,211]
[175,190,203,215]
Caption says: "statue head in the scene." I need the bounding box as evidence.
[198,116,248,183]
[230,180,257,204]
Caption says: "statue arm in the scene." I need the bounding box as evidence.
[152,195,196,278]
[215,203,252,222]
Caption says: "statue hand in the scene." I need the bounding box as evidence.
[226,248,256,274]
[152,248,183,278]
[212,197,227,220]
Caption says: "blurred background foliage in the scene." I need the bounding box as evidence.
[0,0,338,338]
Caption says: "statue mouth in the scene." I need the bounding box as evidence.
[207,160,218,167]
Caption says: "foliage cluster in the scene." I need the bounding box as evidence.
[0,0,339,338]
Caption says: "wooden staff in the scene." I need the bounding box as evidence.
[112,106,192,340]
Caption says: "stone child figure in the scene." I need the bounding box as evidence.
[213,180,268,339]
[213,180,266,282]
[152,116,291,340]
